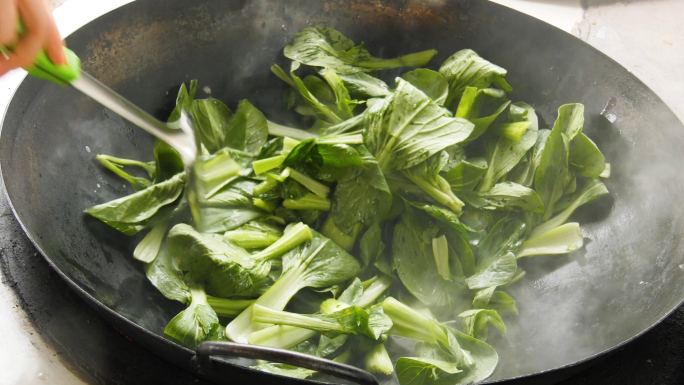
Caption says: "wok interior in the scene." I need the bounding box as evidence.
[2,0,684,382]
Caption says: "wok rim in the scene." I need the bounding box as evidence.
[0,0,683,383]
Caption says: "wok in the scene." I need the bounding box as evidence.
[1,0,683,384]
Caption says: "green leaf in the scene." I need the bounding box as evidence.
[195,178,269,234]
[284,138,363,182]
[442,157,488,191]
[164,283,219,348]
[407,201,469,239]
[396,357,461,385]
[168,80,198,122]
[466,217,525,289]
[153,141,185,183]
[491,121,532,142]
[461,181,545,213]
[393,209,468,307]
[455,86,510,143]
[518,222,584,258]
[225,99,270,154]
[439,49,512,109]
[401,69,449,106]
[226,231,361,343]
[535,121,570,220]
[531,178,608,238]
[252,363,316,380]
[509,129,550,187]
[284,26,437,75]
[167,223,273,298]
[458,309,506,342]
[444,326,498,384]
[190,98,234,154]
[570,133,606,177]
[144,246,190,304]
[85,172,186,235]
[95,154,154,191]
[472,287,518,315]
[383,298,498,383]
[466,251,517,290]
[359,224,385,268]
[479,102,538,191]
[364,78,474,172]
[319,68,355,120]
[332,145,391,234]
[553,103,584,141]
[339,72,391,99]
[402,153,465,213]
[273,63,344,125]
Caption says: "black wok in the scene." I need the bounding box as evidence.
[1,0,683,384]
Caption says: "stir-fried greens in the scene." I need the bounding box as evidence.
[85,26,609,384]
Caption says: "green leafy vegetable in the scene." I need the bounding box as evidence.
[284,26,437,75]
[458,309,506,341]
[364,78,474,172]
[461,182,544,213]
[535,117,570,220]
[331,145,391,234]
[96,154,153,191]
[466,217,525,289]
[439,49,512,109]
[479,102,538,192]
[164,283,219,348]
[85,32,612,383]
[393,209,467,307]
[339,72,391,99]
[144,246,190,304]
[517,222,583,258]
[401,69,449,106]
[225,231,361,343]
[531,178,608,238]
[85,172,186,235]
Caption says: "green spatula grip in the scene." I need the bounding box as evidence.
[0,21,81,86]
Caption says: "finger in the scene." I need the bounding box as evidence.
[0,0,19,46]
[7,0,49,69]
[45,24,66,65]
[1,28,44,70]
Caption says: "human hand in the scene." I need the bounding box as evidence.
[0,0,66,76]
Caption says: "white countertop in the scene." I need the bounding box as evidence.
[1,1,682,384]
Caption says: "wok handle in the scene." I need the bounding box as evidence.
[195,341,379,385]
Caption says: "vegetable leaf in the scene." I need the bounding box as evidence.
[284,26,437,75]
[85,172,186,235]
[479,102,538,191]
[393,209,468,306]
[332,145,391,234]
[401,69,449,106]
[461,181,544,213]
[164,283,219,348]
[364,78,474,172]
[535,118,570,220]
[531,178,608,238]
[439,49,512,109]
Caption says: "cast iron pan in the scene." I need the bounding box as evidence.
[2,0,683,384]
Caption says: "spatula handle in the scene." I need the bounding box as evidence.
[0,21,81,85]
[196,341,379,385]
